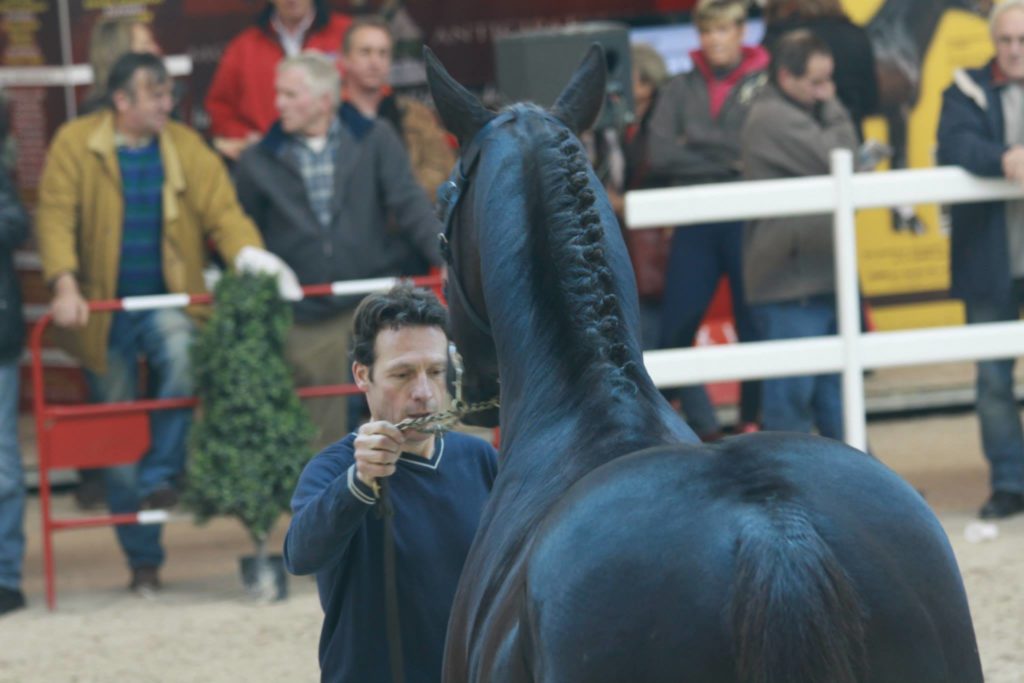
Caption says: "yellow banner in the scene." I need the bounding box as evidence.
[844,1,993,329]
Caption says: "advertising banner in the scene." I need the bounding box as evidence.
[846,0,992,329]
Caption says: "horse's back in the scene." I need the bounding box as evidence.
[520,432,982,683]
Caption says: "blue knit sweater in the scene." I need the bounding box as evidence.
[284,431,498,683]
[116,139,165,297]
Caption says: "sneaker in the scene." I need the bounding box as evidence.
[130,566,161,596]
[0,587,25,616]
[140,486,179,511]
[979,491,1024,520]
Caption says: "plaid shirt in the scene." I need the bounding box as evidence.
[283,119,340,229]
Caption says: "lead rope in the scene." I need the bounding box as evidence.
[376,342,498,683]
[392,342,498,435]
[391,396,501,435]
[377,476,404,683]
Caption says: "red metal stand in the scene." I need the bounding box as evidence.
[30,274,443,609]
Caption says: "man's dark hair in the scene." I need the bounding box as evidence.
[106,52,168,106]
[769,29,832,83]
[342,15,393,54]
[351,284,448,368]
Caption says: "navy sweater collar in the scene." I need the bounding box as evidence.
[339,101,374,140]
[398,436,446,472]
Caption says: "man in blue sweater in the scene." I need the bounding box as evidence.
[284,284,498,682]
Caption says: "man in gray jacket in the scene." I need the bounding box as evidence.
[235,51,443,448]
[740,30,858,439]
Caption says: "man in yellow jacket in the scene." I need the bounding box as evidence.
[36,52,299,594]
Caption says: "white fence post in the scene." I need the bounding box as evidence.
[625,164,1024,448]
[831,149,867,451]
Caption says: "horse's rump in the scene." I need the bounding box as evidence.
[517,435,973,683]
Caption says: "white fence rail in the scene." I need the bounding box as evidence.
[627,150,1024,451]
[0,55,193,88]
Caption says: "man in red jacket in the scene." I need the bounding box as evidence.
[205,0,350,160]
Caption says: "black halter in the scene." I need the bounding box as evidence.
[436,111,517,338]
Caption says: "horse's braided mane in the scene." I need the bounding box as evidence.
[526,108,639,393]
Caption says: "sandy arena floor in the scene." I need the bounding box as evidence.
[0,410,1021,682]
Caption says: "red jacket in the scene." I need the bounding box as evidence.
[206,12,351,138]
[691,45,770,119]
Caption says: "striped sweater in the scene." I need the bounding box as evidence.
[116,140,166,297]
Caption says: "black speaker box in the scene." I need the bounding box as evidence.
[494,22,634,131]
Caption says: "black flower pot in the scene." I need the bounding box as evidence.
[239,554,288,602]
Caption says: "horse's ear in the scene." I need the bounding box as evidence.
[551,44,607,136]
[424,46,495,146]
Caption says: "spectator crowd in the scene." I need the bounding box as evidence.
[602,0,1024,526]
[2,0,1024,680]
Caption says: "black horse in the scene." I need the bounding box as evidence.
[425,45,983,683]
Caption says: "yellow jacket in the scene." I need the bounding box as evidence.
[36,110,264,373]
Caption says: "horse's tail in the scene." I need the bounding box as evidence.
[731,507,868,683]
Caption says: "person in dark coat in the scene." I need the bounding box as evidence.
[339,15,456,202]
[234,52,443,450]
[0,103,31,615]
[936,0,1024,519]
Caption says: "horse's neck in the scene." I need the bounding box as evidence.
[468,121,695,497]
[479,226,691,480]
[453,136,699,627]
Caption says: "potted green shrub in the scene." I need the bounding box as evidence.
[185,272,314,601]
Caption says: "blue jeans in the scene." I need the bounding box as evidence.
[750,297,843,440]
[965,289,1024,494]
[0,361,24,591]
[85,309,195,569]
[660,222,761,434]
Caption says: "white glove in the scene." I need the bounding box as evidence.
[234,246,304,301]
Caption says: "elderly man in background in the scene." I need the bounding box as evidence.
[205,0,351,160]
[36,53,298,594]
[234,51,443,449]
[937,0,1024,519]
